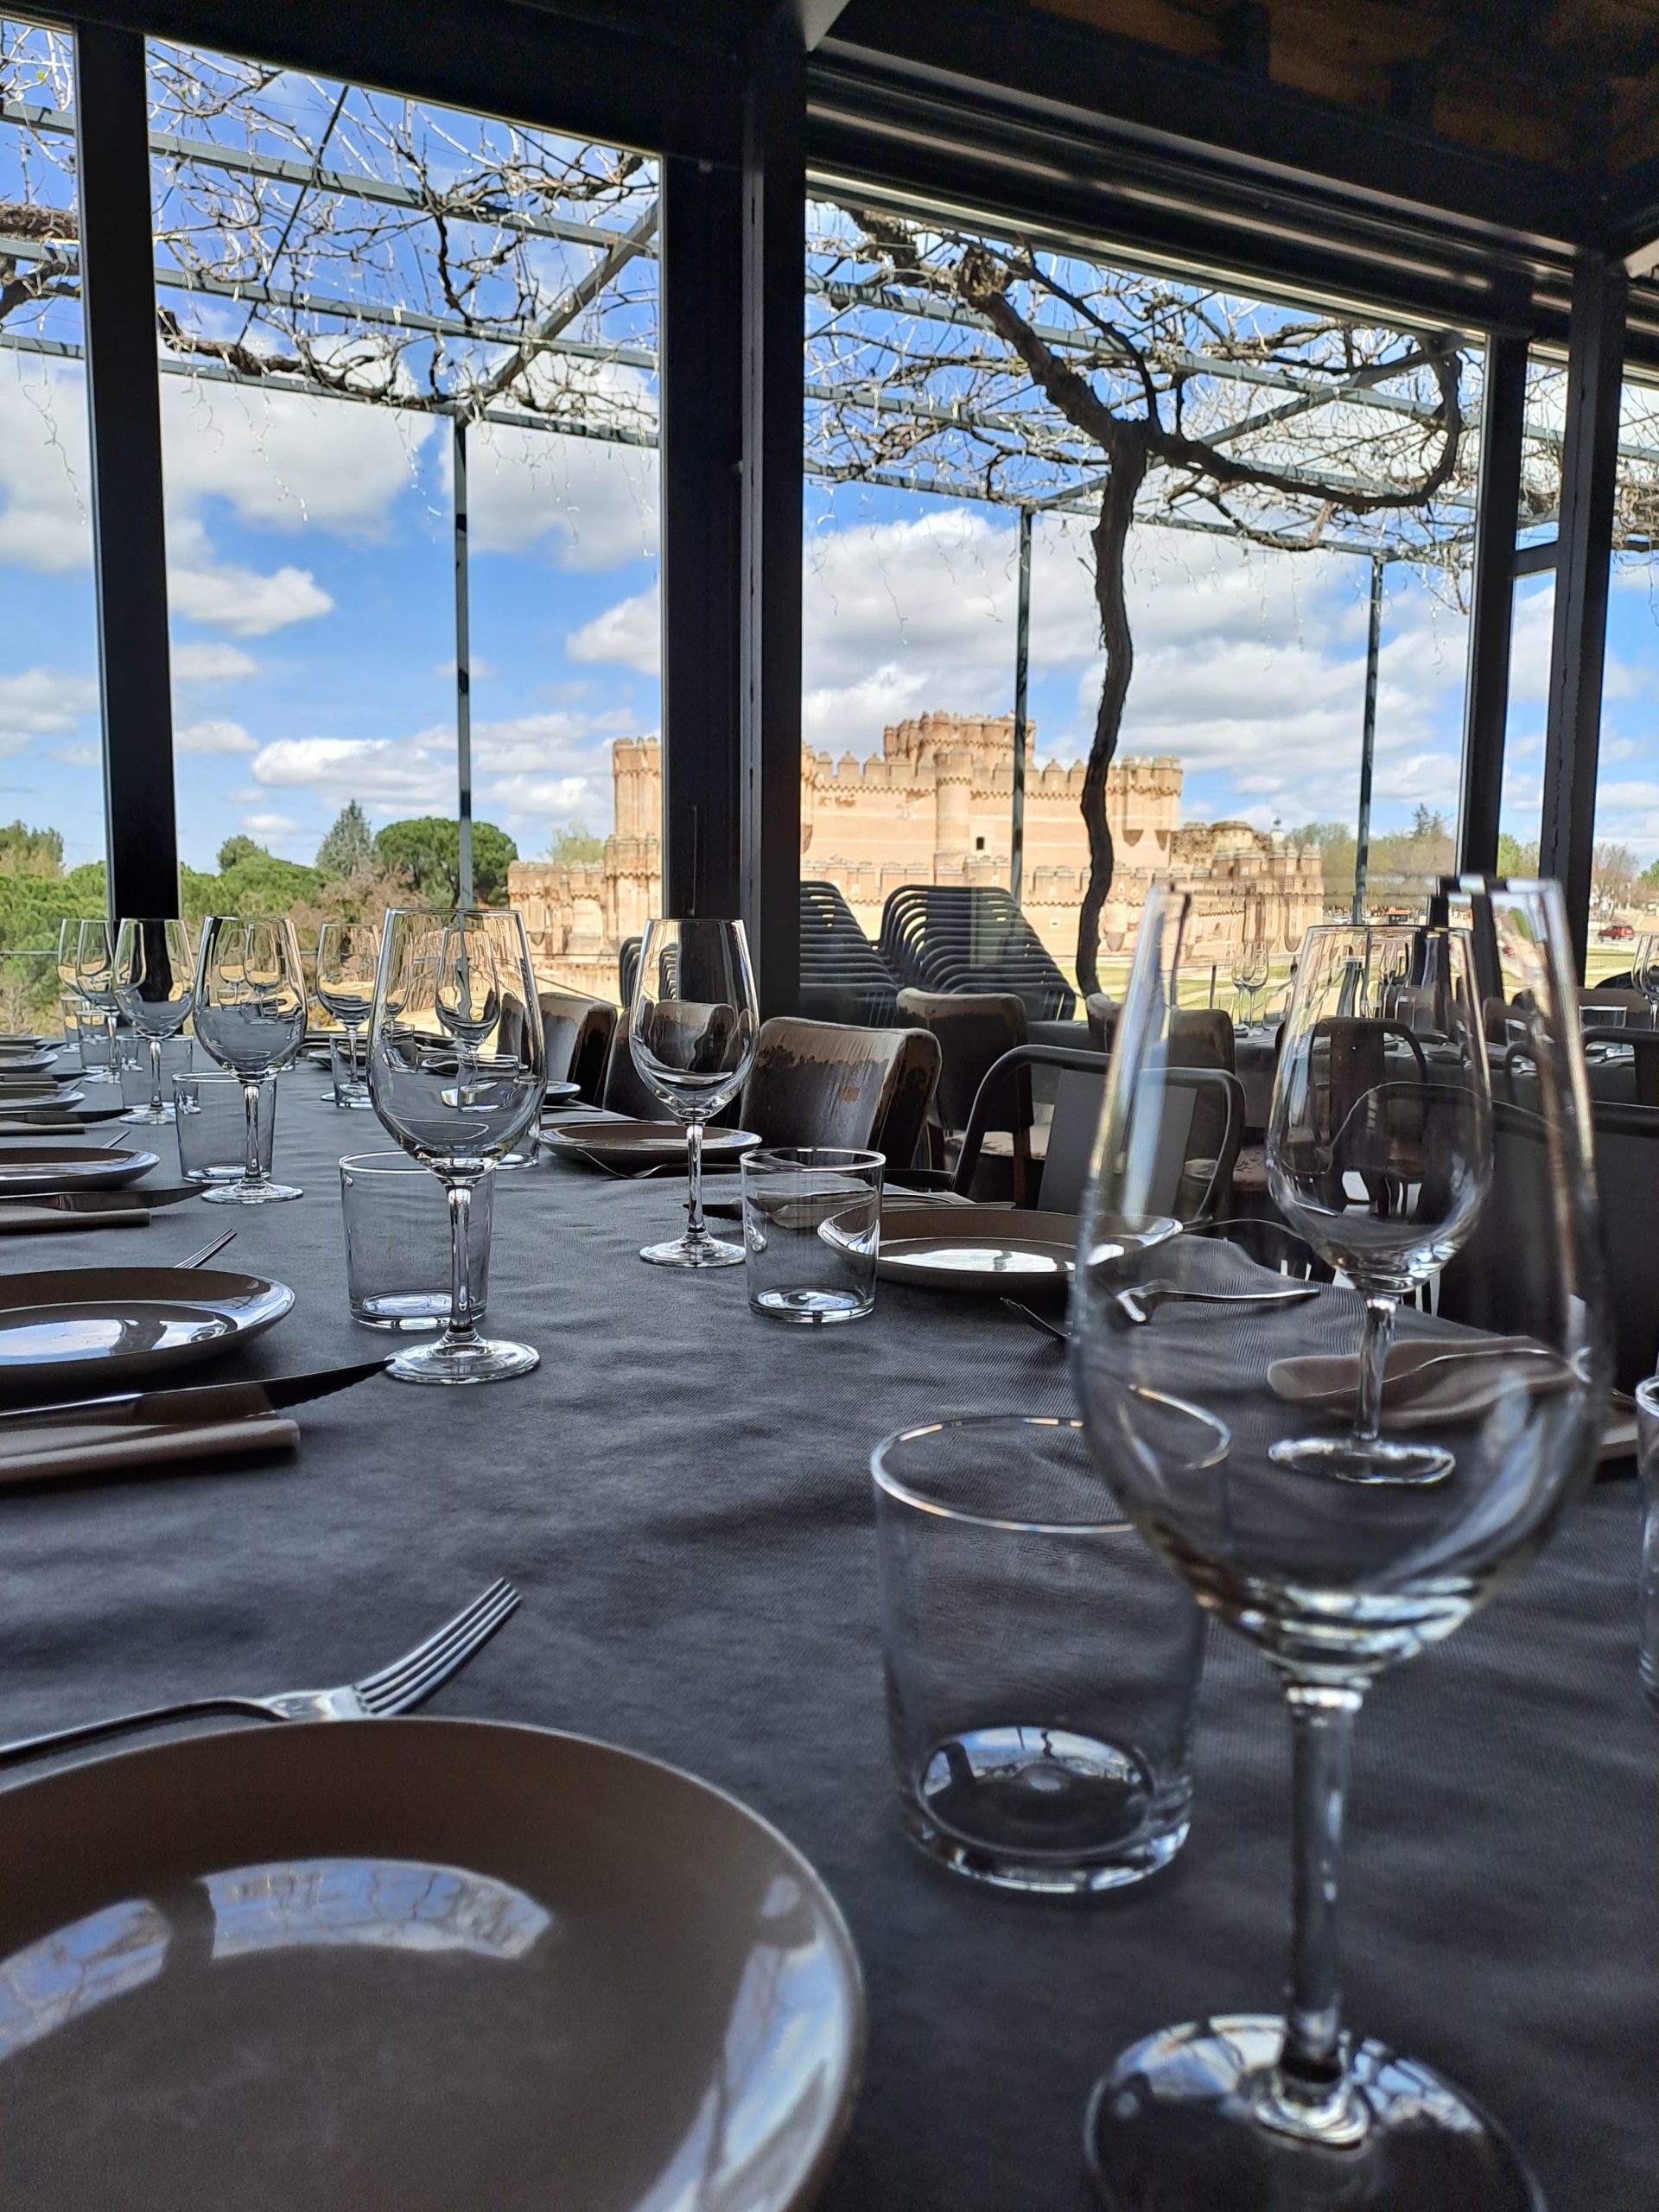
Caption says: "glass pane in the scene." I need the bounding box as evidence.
[0,19,108,1024]
[143,40,659,1014]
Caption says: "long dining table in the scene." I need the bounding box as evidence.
[0,1072,1651,2210]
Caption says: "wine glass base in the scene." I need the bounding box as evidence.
[119,1104,175,1124]
[1268,1433,1454,1486]
[1088,2015,1543,2212]
[387,1336,539,1385]
[200,1179,304,1206]
[320,1090,375,1109]
[639,1233,745,1268]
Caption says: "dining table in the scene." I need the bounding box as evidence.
[0,1071,1650,2210]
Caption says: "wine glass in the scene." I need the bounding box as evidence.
[627,917,759,1268]
[1265,919,1493,1484]
[192,916,308,1204]
[111,918,195,1124]
[315,920,381,1108]
[367,907,544,1383]
[1071,877,1606,2212]
[72,918,121,1083]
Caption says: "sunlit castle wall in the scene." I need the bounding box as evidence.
[509,721,1325,1005]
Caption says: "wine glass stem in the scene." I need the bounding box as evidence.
[1356,1294,1395,1444]
[685,1117,707,1247]
[1265,1681,1366,2139]
[444,1176,480,1347]
[242,1080,264,1185]
[149,1035,164,1116]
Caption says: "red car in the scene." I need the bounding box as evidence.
[1600,921,1636,941]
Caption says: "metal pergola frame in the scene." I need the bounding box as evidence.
[2,0,1643,990]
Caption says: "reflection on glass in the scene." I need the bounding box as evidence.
[206,1859,550,1961]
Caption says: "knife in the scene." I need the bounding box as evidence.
[0,1358,393,1427]
[0,1186,201,1215]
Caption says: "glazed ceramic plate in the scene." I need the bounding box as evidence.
[874,1206,1078,1290]
[0,1145,160,1196]
[0,1266,292,1389]
[0,1055,54,1077]
[538,1080,582,1109]
[543,1118,761,1170]
[0,1719,864,2211]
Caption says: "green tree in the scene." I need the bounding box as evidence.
[373,817,518,903]
[315,800,374,880]
[216,833,265,871]
[1498,834,1541,876]
[544,819,605,867]
[0,820,64,876]
[1409,804,1450,841]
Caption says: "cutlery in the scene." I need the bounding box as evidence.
[1002,1297,1069,1343]
[0,1576,519,1770]
[1115,1280,1323,1325]
[180,1230,237,1268]
[0,1185,200,1217]
[0,1355,391,1429]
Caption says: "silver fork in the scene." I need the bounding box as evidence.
[0,1576,519,1770]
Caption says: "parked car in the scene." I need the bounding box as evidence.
[1601,921,1636,941]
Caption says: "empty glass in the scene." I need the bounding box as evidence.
[1636,1377,1659,1711]
[72,919,120,1084]
[368,907,544,1383]
[1267,919,1492,1484]
[1072,878,1607,2212]
[175,1071,276,1185]
[112,917,196,1124]
[741,1146,881,1323]
[628,917,759,1268]
[340,1151,494,1331]
[872,1415,1207,1893]
[192,916,308,1203]
[315,920,381,1108]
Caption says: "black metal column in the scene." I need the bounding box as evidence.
[1540,255,1626,971]
[658,157,745,922]
[74,23,180,918]
[1457,332,1529,876]
[1010,507,1031,906]
[1352,555,1382,923]
[739,9,805,1018]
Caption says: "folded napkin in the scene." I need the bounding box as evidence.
[0,1413,298,1488]
[0,1205,149,1233]
[1269,1334,1570,1431]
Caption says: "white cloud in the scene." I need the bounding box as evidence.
[49,742,98,767]
[169,557,333,637]
[241,810,299,840]
[159,379,434,537]
[250,734,454,814]
[461,410,658,569]
[0,362,91,573]
[567,584,659,672]
[174,642,257,684]
[0,666,98,738]
[177,718,257,756]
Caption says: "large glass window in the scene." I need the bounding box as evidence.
[798,193,1482,1019]
[142,41,659,1000]
[0,18,108,1024]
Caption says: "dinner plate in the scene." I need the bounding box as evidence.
[0,1718,864,2211]
[0,1144,160,1196]
[543,1117,762,1170]
[874,1206,1078,1290]
[0,1266,292,1389]
[538,1079,582,1108]
[0,1055,54,1076]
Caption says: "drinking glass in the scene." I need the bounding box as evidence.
[1071,878,1607,2212]
[175,1070,276,1185]
[72,918,120,1084]
[315,919,380,1108]
[1266,919,1492,1484]
[112,918,195,1124]
[367,907,544,1383]
[741,1145,882,1322]
[191,916,308,1204]
[340,1150,494,1331]
[628,917,759,1268]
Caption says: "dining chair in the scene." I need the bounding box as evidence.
[739,1016,940,1167]
[601,1003,741,1119]
[894,987,1032,1197]
[1084,992,1118,1052]
[950,1044,1244,1221]
[535,991,616,1099]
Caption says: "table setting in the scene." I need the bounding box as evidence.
[0,887,1641,2209]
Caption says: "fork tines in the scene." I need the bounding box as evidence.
[358,1576,521,1716]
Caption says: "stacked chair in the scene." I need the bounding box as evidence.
[878,887,1077,1020]
[798,882,901,1027]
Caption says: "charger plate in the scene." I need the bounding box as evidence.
[0,1144,160,1196]
[0,1265,292,1389]
[543,1118,760,1171]
[874,1206,1077,1291]
[0,1718,864,2212]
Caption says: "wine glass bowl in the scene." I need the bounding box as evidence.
[1071,879,1606,2212]
[1264,922,1493,1485]
[112,918,195,1124]
[628,918,759,1268]
[192,917,308,1204]
[314,920,381,1108]
[72,918,121,1084]
[368,908,544,1383]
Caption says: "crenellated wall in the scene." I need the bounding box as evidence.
[509,718,1323,1001]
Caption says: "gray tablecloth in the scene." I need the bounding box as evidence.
[0,1079,1651,2210]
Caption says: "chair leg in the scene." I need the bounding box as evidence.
[1012,1125,1031,1208]
[928,1122,945,1172]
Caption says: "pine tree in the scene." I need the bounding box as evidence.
[316,801,374,880]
